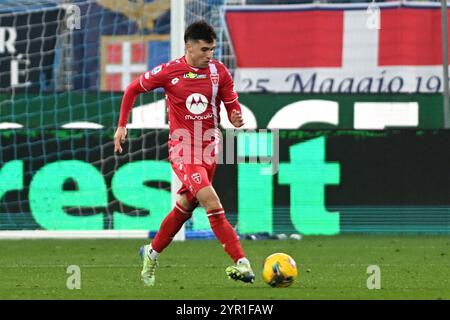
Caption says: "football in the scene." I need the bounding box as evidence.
[262,253,298,288]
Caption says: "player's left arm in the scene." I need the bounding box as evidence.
[225,100,244,128]
[218,65,244,128]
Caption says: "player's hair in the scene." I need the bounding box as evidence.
[184,20,216,44]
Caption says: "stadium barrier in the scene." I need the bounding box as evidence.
[1,129,450,236]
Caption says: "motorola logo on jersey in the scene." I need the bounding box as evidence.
[186,93,208,115]
[185,113,213,121]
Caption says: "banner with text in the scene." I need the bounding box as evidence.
[1,130,450,234]
[224,2,450,93]
[0,93,444,130]
[0,7,63,91]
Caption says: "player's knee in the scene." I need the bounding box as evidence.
[196,191,221,211]
[177,193,198,212]
[196,186,222,211]
[200,198,222,212]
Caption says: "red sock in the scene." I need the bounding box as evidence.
[207,208,245,263]
[151,203,192,253]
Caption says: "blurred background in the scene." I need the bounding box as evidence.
[1,0,449,239]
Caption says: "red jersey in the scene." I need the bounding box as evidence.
[138,56,238,147]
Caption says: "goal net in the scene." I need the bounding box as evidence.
[0,0,229,238]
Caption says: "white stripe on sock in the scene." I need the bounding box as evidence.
[206,211,224,217]
[175,203,190,214]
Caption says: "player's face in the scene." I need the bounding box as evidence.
[185,40,216,69]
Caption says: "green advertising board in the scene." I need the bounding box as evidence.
[1,130,450,234]
[0,93,445,129]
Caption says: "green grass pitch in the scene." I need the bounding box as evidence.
[0,235,449,300]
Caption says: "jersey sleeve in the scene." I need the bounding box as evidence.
[218,65,239,104]
[139,64,168,92]
[118,77,147,127]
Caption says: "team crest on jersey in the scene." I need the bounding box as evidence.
[191,173,202,184]
[186,93,208,115]
[210,74,219,85]
[184,72,207,79]
[151,65,163,75]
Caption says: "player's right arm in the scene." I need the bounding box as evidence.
[114,65,167,153]
[114,78,145,153]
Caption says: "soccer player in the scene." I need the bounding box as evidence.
[114,20,255,286]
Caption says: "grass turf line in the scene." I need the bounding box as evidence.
[0,235,449,299]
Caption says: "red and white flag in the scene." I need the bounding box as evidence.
[225,2,449,93]
[100,37,147,91]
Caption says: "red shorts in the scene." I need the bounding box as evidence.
[169,141,217,202]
